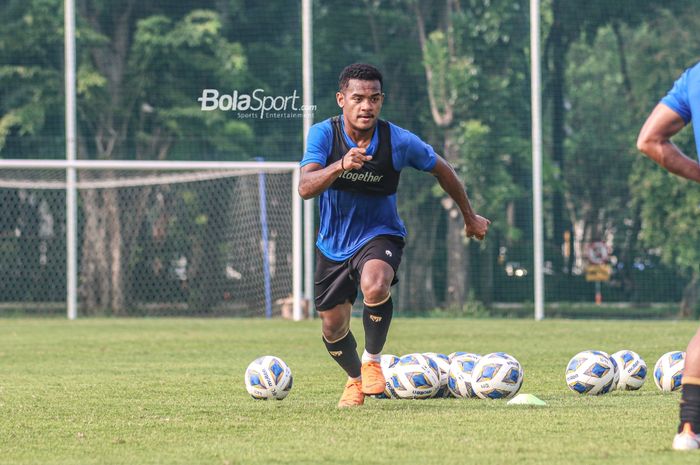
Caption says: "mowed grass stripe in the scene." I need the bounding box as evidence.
[0,318,696,465]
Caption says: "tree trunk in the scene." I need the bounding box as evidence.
[414,2,470,309]
[76,0,136,315]
[120,187,153,310]
[79,187,110,314]
[104,189,124,314]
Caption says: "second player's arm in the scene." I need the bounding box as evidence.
[637,104,700,183]
[430,156,490,240]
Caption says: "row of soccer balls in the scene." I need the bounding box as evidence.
[244,351,524,400]
[245,348,686,400]
[566,349,685,395]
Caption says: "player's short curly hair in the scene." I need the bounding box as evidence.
[338,63,383,92]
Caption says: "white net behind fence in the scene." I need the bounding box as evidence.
[0,167,296,317]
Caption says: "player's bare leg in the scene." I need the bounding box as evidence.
[359,259,394,395]
[320,303,364,407]
[675,326,700,450]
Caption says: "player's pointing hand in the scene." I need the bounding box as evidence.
[341,148,372,171]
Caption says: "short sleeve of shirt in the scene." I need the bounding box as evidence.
[661,69,692,124]
[300,120,332,167]
[391,124,438,172]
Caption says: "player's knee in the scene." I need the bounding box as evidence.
[321,315,349,342]
[362,281,390,305]
[322,323,349,342]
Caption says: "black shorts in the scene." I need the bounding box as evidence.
[314,235,405,311]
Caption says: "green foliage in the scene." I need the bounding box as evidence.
[3,0,700,307]
[453,120,523,242]
[0,0,64,154]
[564,26,636,242]
[632,165,700,276]
[125,9,252,159]
[423,29,478,115]
[625,7,700,279]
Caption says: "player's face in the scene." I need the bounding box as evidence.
[336,79,384,132]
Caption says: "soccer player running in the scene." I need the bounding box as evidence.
[637,61,700,450]
[298,63,490,407]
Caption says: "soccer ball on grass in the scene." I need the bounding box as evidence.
[471,352,524,399]
[386,353,440,399]
[244,355,293,400]
[565,350,615,395]
[610,350,647,391]
[424,352,452,398]
[654,351,684,392]
[447,352,481,398]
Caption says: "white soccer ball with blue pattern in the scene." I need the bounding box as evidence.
[654,351,685,392]
[565,350,615,395]
[387,353,440,399]
[375,354,400,399]
[448,351,468,362]
[471,352,523,399]
[448,353,481,398]
[611,350,647,390]
[424,352,452,398]
[595,350,620,391]
[244,355,293,400]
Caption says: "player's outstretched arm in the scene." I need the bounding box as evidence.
[430,156,490,240]
[298,148,372,199]
[637,103,700,183]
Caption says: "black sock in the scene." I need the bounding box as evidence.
[323,330,361,379]
[363,296,393,355]
[680,383,700,433]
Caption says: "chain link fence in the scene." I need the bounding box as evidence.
[1,0,698,317]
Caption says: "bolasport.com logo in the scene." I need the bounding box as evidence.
[198,89,316,119]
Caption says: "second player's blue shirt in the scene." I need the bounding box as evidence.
[661,61,700,158]
[301,116,438,261]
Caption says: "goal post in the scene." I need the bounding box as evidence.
[0,159,305,320]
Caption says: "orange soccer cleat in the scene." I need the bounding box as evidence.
[361,361,385,395]
[337,379,365,408]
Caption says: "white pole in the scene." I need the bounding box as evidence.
[530,0,545,321]
[292,168,303,321]
[302,0,315,318]
[65,0,78,320]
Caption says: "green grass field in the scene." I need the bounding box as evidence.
[0,317,698,465]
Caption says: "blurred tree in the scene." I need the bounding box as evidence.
[627,5,700,316]
[77,3,251,313]
[2,0,699,313]
[0,0,64,156]
[1,0,253,313]
[413,0,528,307]
[543,0,690,277]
